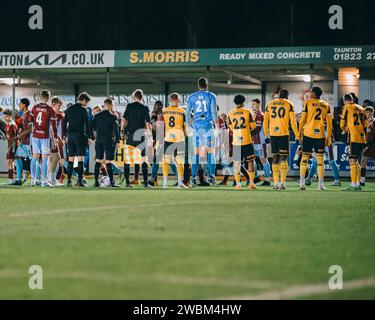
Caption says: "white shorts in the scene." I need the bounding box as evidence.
[254,144,266,158]
[15,144,31,159]
[31,137,51,155]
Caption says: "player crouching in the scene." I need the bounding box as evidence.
[92,98,121,188]
[228,95,257,190]
[161,93,189,189]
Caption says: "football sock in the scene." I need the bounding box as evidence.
[77,161,84,183]
[263,161,271,180]
[177,163,184,181]
[280,161,288,184]
[316,154,324,184]
[56,166,62,180]
[36,161,41,180]
[249,171,255,185]
[356,163,361,185]
[15,159,23,181]
[41,158,48,181]
[349,162,357,187]
[141,162,148,185]
[360,167,366,183]
[207,152,216,178]
[307,158,317,180]
[234,173,241,185]
[94,162,101,183]
[330,160,340,182]
[30,158,37,179]
[8,169,14,179]
[106,163,114,183]
[162,161,169,179]
[67,161,74,181]
[192,154,199,178]
[183,164,190,183]
[300,154,309,185]
[151,163,159,180]
[272,164,280,185]
[170,163,178,176]
[124,164,130,184]
[134,164,140,181]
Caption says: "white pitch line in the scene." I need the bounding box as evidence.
[0,269,281,289]
[222,277,375,300]
[8,201,206,218]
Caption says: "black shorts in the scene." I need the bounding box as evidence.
[164,141,185,157]
[67,133,87,157]
[126,133,146,157]
[270,135,289,156]
[350,142,365,159]
[232,144,255,162]
[302,136,325,154]
[95,138,116,161]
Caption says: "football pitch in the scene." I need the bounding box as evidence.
[0,179,374,300]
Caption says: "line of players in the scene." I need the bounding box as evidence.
[1,77,374,190]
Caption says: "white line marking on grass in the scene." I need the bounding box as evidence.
[9,201,207,218]
[222,277,375,300]
[0,269,281,289]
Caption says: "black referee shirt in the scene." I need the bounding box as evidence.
[92,110,120,143]
[123,102,151,134]
[62,103,91,138]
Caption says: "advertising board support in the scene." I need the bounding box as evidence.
[106,67,110,97]
[12,68,16,117]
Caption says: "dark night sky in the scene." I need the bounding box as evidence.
[1,0,375,51]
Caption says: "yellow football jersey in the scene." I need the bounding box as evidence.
[163,106,186,143]
[299,99,332,139]
[340,103,367,144]
[228,107,256,146]
[264,98,298,137]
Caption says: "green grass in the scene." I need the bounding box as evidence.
[0,178,374,300]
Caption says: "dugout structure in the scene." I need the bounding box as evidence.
[1,45,375,176]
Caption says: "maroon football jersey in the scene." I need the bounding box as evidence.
[5,121,17,143]
[31,103,58,139]
[366,118,374,143]
[252,109,264,145]
[20,110,33,145]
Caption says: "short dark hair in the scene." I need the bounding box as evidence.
[104,98,113,105]
[51,96,62,105]
[154,100,163,108]
[311,86,323,98]
[363,99,372,105]
[343,93,354,102]
[41,90,51,99]
[3,109,12,116]
[198,77,208,89]
[132,89,144,100]
[78,92,91,102]
[365,106,374,113]
[279,89,289,99]
[252,98,261,104]
[169,93,180,101]
[234,94,246,105]
[20,98,30,107]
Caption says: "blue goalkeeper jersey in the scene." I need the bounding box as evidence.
[186,90,217,129]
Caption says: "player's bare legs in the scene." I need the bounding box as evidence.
[48,152,60,186]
